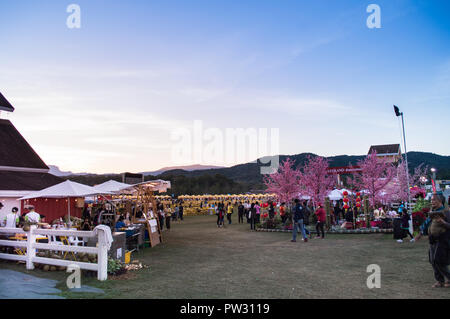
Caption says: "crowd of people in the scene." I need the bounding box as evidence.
[1,191,449,289]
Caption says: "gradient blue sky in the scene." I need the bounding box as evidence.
[0,0,449,173]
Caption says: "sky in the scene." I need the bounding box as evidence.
[0,0,449,174]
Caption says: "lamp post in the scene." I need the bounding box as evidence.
[431,168,438,192]
[394,105,413,233]
[431,168,436,180]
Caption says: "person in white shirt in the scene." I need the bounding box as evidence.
[3,207,20,228]
[373,208,380,220]
[25,207,41,224]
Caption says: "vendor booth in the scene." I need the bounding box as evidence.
[19,180,111,226]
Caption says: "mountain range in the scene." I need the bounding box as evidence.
[62,151,450,195]
[49,164,225,177]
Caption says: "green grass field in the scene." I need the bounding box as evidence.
[1,215,449,299]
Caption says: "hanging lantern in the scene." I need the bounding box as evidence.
[343,191,349,213]
[356,203,361,208]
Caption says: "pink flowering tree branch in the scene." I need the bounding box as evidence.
[350,151,396,208]
[263,157,302,204]
[299,155,335,206]
[390,161,428,202]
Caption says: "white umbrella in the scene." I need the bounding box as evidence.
[94,180,130,194]
[19,180,109,226]
[328,189,343,201]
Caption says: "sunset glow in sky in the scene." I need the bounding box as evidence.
[1,0,449,173]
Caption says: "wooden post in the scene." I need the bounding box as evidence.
[26,225,37,270]
[97,229,108,281]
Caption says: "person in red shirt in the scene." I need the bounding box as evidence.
[315,204,326,239]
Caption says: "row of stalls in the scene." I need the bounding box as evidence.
[4,179,171,263]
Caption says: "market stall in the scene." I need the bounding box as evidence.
[115,180,171,248]
[19,180,110,227]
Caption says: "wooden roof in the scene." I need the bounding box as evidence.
[368,144,401,155]
[0,92,14,112]
[0,171,63,191]
[0,119,49,169]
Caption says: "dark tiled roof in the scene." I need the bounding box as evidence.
[0,119,49,169]
[0,171,63,191]
[0,92,14,112]
[368,144,401,155]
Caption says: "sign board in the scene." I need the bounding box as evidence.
[147,218,161,247]
[326,166,362,175]
[149,219,158,233]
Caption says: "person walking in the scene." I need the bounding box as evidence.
[415,192,450,288]
[249,203,257,231]
[245,201,250,223]
[291,199,308,243]
[315,204,326,239]
[165,205,172,231]
[227,203,233,224]
[219,203,226,228]
[397,211,414,243]
[255,202,261,224]
[179,204,184,221]
[238,202,244,224]
[158,205,165,231]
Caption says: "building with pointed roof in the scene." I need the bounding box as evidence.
[368,144,402,163]
[0,92,64,220]
[0,92,14,112]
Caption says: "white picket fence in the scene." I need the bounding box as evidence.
[0,226,110,281]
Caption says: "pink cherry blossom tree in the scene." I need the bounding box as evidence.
[390,161,428,203]
[299,155,335,206]
[350,151,396,208]
[263,157,302,204]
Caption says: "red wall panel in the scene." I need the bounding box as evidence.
[21,197,83,223]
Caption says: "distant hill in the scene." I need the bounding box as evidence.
[48,165,92,177]
[156,152,450,191]
[140,164,225,176]
[64,151,450,195]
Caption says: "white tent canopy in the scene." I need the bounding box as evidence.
[19,180,111,226]
[94,180,131,194]
[328,189,344,201]
[327,188,355,200]
[19,180,107,200]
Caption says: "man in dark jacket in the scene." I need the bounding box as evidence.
[238,202,245,224]
[416,192,450,288]
[291,199,308,243]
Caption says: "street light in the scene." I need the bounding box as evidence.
[394,105,412,213]
[431,167,436,179]
[430,168,438,192]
